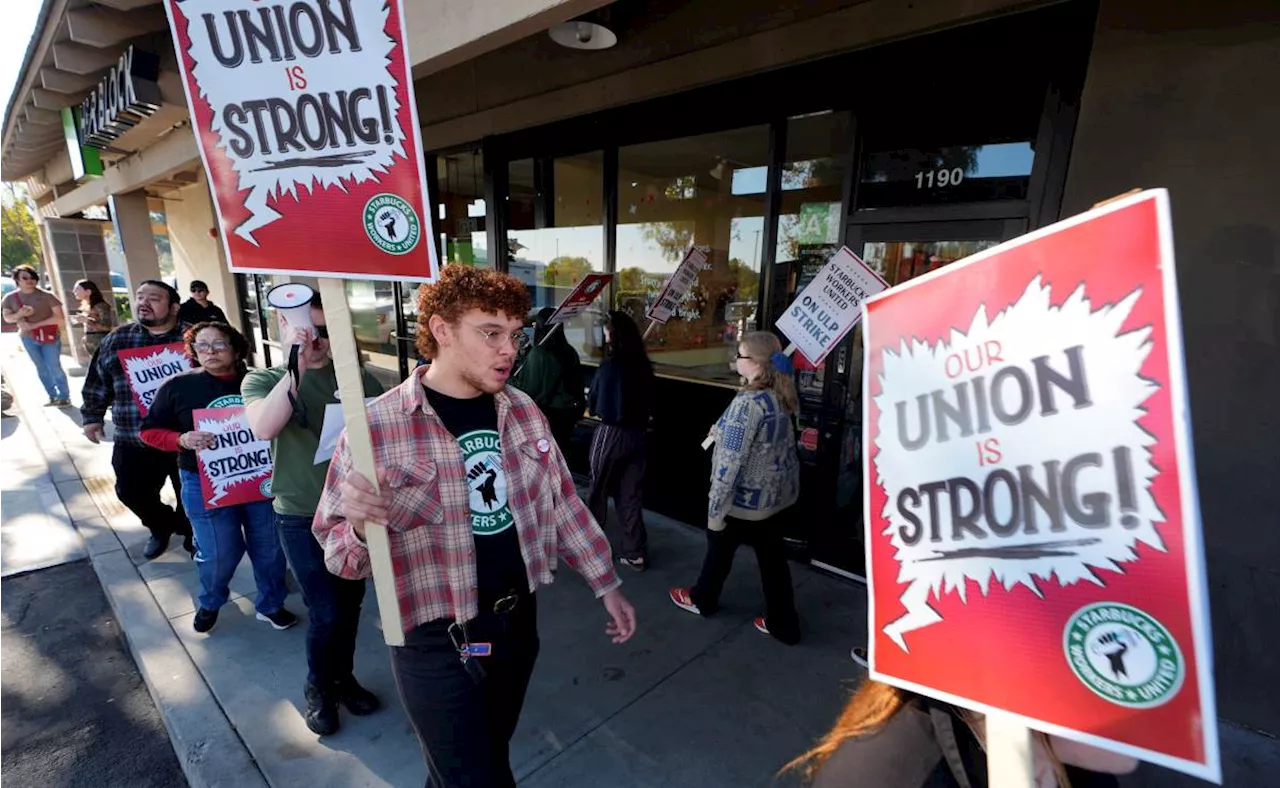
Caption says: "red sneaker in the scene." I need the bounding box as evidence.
[669,587,700,615]
[754,616,769,635]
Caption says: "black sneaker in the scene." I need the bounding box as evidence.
[193,608,219,633]
[338,676,381,716]
[183,533,196,557]
[142,533,171,560]
[256,608,299,630]
[304,683,339,736]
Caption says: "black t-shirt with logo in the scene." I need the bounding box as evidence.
[423,385,528,607]
[143,369,246,471]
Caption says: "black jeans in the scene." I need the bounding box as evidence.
[112,442,191,541]
[275,512,367,689]
[691,514,801,644]
[391,594,540,788]
[587,424,647,561]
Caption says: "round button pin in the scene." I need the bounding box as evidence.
[536,438,550,453]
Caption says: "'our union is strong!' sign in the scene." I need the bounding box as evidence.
[163,0,439,282]
[862,190,1219,782]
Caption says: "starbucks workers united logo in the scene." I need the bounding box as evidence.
[363,193,420,255]
[459,429,513,536]
[1063,602,1184,709]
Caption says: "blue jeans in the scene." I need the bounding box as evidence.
[179,469,287,614]
[275,512,367,689]
[21,334,69,401]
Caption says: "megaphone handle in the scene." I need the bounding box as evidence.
[287,344,308,427]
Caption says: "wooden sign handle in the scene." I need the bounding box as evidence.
[986,711,1036,788]
[317,278,405,647]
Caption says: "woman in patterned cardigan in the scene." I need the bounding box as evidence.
[669,331,802,644]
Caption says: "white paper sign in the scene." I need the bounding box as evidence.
[776,246,888,365]
[314,397,378,465]
[646,246,709,324]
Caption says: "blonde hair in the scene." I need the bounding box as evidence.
[786,680,1072,786]
[738,331,798,414]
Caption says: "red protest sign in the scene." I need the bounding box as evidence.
[547,273,613,325]
[117,342,192,417]
[193,406,273,509]
[863,190,1218,781]
[163,0,439,282]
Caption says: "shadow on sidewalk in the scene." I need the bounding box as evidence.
[1,560,186,788]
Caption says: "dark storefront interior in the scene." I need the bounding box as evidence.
[235,2,1096,578]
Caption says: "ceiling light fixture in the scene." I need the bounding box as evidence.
[549,21,617,50]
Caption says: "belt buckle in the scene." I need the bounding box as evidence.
[493,594,519,615]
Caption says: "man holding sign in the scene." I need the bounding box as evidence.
[243,291,384,736]
[316,266,636,788]
[81,281,194,560]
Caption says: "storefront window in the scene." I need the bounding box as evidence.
[345,278,401,389]
[435,149,489,268]
[507,152,606,360]
[616,126,768,384]
[773,111,853,412]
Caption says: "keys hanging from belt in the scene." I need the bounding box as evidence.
[448,622,488,686]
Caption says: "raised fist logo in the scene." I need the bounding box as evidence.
[1092,629,1135,679]
[468,460,500,510]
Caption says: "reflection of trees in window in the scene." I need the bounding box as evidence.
[543,256,593,286]
[865,146,981,182]
[777,157,844,261]
[637,219,696,263]
[726,258,759,304]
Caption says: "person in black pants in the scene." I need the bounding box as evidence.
[81,280,194,560]
[315,266,635,787]
[670,331,802,644]
[587,310,655,571]
[243,292,385,735]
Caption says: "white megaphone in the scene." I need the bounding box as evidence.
[266,283,316,345]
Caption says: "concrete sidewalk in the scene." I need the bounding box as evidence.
[5,337,1268,787]
[0,336,866,787]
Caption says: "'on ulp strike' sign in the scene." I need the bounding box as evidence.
[863,190,1219,781]
[775,246,887,365]
[163,0,439,282]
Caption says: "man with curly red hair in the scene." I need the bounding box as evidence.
[315,265,637,787]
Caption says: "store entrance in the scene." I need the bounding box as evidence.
[804,218,1024,579]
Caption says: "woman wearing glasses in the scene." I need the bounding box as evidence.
[669,331,802,643]
[141,321,296,635]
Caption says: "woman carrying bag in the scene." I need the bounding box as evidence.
[669,331,802,644]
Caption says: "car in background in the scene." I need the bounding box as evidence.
[347,286,396,349]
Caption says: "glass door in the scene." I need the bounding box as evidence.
[806,219,1021,578]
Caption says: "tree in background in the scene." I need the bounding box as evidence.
[543,255,593,286]
[2,183,42,273]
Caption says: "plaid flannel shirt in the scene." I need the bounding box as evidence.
[80,323,187,447]
[314,367,621,632]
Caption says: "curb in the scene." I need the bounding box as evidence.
[1,346,270,788]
